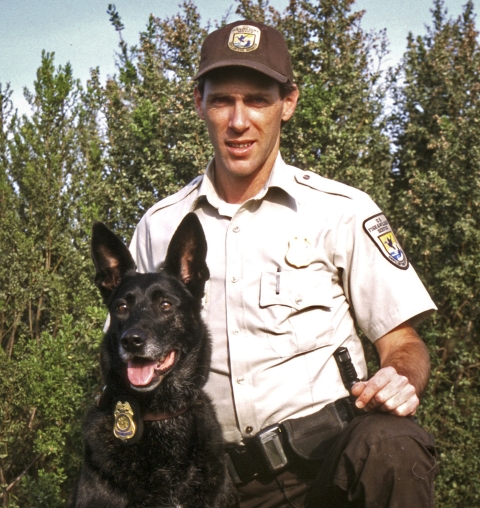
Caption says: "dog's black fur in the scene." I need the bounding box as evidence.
[69,213,238,508]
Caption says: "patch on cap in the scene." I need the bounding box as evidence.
[363,213,409,270]
[228,25,261,53]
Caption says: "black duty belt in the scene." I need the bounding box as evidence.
[226,397,359,485]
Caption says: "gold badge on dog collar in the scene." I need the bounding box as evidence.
[113,399,143,444]
[114,401,136,440]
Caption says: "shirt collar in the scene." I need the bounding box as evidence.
[192,152,301,212]
[267,153,301,203]
[195,159,220,208]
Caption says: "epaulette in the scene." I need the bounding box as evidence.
[147,175,204,217]
[294,169,368,202]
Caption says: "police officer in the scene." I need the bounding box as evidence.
[130,20,438,507]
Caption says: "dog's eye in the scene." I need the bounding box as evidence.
[160,301,172,310]
[117,303,128,313]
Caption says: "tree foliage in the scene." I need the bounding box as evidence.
[0,0,479,505]
[102,2,211,240]
[388,1,480,504]
[0,53,106,507]
[270,0,392,206]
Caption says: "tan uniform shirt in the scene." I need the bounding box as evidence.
[130,155,436,444]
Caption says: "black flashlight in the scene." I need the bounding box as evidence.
[333,346,360,394]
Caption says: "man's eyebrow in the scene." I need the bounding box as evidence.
[205,92,232,101]
[244,91,272,100]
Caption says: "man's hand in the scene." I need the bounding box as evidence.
[350,321,430,417]
[351,367,419,416]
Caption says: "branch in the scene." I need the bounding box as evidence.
[4,454,42,493]
[466,363,480,370]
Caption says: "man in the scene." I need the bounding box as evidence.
[130,20,438,507]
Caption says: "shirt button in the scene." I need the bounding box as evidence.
[237,376,244,384]
[232,329,239,335]
[231,276,238,283]
[245,426,253,434]
[303,174,310,180]
[233,225,240,233]
[295,295,303,304]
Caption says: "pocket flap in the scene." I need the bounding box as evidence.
[260,270,333,311]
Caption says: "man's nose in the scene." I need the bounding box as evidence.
[229,101,249,132]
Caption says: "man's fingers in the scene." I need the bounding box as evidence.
[369,377,415,409]
[381,394,419,416]
[353,368,394,408]
[351,381,367,397]
[375,388,418,414]
[352,367,419,415]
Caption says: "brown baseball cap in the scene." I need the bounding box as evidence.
[194,20,294,84]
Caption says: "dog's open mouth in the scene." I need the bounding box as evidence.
[127,350,176,389]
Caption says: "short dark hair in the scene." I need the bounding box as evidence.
[196,67,297,100]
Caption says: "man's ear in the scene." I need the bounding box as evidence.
[281,86,299,123]
[91,222,136,302]
[194,85,205,120]
[163,213,209,300]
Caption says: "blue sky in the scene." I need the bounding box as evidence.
[0,0,474,115]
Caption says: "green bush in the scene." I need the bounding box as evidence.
[1,0,479,505]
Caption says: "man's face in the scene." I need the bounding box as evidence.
[194,69,298,199]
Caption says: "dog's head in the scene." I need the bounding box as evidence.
[91,213,211,406]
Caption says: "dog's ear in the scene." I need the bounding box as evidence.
[91,222,136,302]
[163,213,209,300]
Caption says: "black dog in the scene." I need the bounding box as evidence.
[69,213,238,508]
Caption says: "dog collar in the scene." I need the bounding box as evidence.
[143,407,190,421]
[112,396,190,445]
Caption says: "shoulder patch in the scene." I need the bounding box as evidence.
[363,213,409,270]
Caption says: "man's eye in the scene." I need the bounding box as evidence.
[161,301,172,310]
[249,97,268,106]
[117,303,128,313]
[211,98,229,106]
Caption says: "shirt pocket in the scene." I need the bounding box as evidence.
[259,269,334,358]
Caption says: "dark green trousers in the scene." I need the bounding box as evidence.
[236,413,438,508]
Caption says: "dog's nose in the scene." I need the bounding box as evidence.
[120,329,146,352]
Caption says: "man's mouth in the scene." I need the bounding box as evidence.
[127,350,177,390]
[226,141,254,149]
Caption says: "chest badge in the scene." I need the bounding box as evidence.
[286,236,314,268]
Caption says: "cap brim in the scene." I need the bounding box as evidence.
[193,60,289,83]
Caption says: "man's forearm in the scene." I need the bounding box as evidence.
[352,322,431,416]
[375,322,431,398]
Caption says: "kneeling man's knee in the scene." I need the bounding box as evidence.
[334,414,438,507]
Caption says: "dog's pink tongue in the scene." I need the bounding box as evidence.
[127,352,176,386]
[127,359,158,386]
